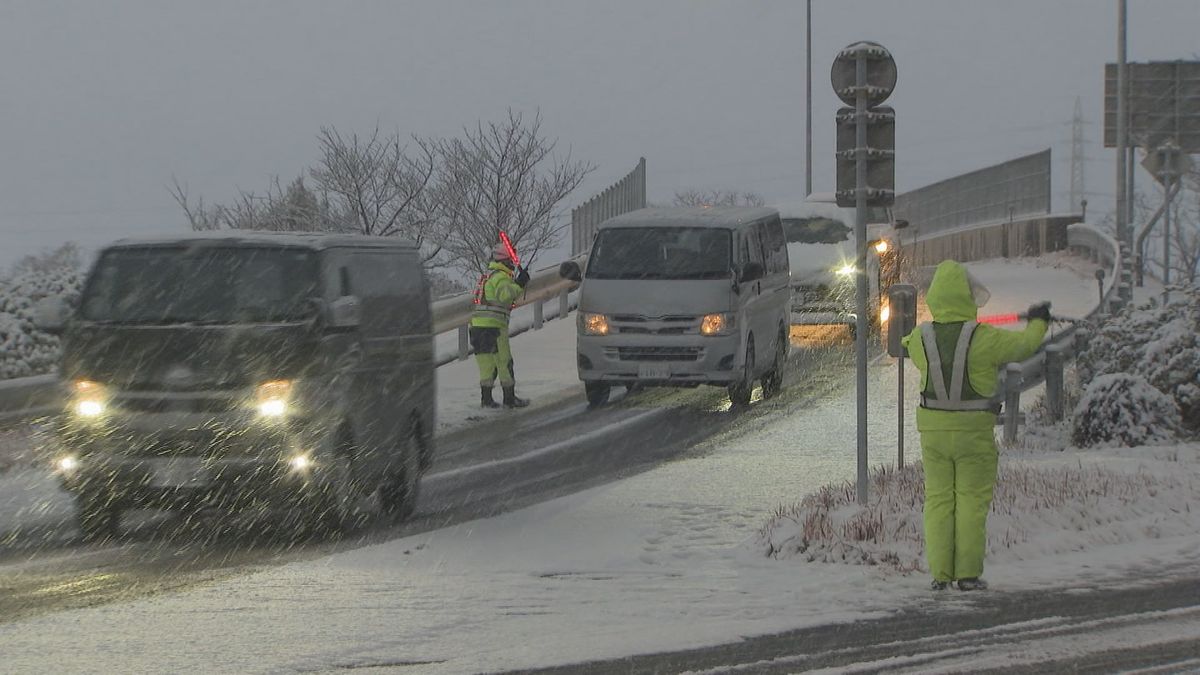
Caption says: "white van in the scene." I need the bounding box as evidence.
[774,196,901,346]
[559,207,790,407]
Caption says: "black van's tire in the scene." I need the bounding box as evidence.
[728,339,755,406]
[77,491,120,542]
[380,422,422,523]
[585,382,611,407]
[761,327,787,400]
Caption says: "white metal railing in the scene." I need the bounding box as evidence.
[997,222,1122,443]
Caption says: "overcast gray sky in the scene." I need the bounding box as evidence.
[0,0,1196,267]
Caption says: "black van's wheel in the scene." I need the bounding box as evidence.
[585,382,611,407]
[728,339,755,406]
[380,422,422,523]
[761,327,788,400]
[77,491,120,542]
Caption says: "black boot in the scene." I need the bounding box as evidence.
[502,386,529,408]
[481,386,501,409]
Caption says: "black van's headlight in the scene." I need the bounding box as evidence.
[71,380,109,420]
[255,380,293,419]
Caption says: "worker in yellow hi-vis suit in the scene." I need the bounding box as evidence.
[469,243,531,409]
[901,260,1049,592]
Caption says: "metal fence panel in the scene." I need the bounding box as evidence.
[571,157,647,255]
[893,150,1052,236]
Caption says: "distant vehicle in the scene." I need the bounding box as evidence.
[773,195,903,347]
[35,233,435,538]
[559,206,790,407]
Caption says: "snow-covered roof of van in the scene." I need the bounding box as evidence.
[103,231,419,251]
[598,206,779,229]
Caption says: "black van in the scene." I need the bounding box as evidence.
[36,233,435,537]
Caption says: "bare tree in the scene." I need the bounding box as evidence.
[436,109,594,274]
[672,188,766,208]
[170,176,341,233]
[310,127,451,267]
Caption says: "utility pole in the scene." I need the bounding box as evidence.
[806,0,812,197]
[1115,0,1132,301]
[1070,97,1086,213]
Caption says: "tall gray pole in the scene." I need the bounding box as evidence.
[854,54,869,505]
[806,0,812,197]
[1115,0,1129,297]
[1164,173,1172,303]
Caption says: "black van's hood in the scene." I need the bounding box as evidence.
[61,323,318,391]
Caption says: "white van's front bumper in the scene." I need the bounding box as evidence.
[577,332,743,386]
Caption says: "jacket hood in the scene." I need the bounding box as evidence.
[488,261,514,275]
[925,260,978,322]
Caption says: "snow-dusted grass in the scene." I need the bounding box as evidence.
[759,444,1200,577]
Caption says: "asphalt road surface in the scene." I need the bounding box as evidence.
[0,349,853,625]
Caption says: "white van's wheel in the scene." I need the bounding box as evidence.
[761,327,787,399]
[728,339,755,406]
[585,382,611,407]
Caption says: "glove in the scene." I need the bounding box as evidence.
[515,265,531,288]
[1025,301,1051,323]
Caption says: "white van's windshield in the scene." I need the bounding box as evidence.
[80,246,318,325]
[587,227,732,280]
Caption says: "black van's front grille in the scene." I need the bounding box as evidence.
[114,395,242,414]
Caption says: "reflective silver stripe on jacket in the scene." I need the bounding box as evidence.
[472,271,512,322]
[919,321,995,412]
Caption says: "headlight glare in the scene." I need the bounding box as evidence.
[701,313,735,336]
[255,380,293,419]
[580,313,610,336]
[55,455,80,474]
[71,380,108,420]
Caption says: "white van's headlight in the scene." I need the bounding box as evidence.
[580,313,610,336]
[700,313,736,336]
[255,380,293,419]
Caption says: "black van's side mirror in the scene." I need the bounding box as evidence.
[326,295,361,331]
[739,262,765,283]
[559,260,582,283]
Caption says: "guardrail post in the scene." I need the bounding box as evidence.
[1003,363,1022,444]
[559,289,570,319]
[1045,344,1066,422]
[458,325,470,361]
[533,300,544,330]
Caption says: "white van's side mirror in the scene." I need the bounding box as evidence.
[559,260,582,283]
[326,295,361,330]
[34,296,70,334]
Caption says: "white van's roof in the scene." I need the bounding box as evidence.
[599,206,779,230]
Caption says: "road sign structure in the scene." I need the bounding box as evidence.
[831,40,897,505]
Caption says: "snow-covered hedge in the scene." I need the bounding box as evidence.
[1074,286,1200,439]
[0,249,84,379]
[758,452,1200,573]
[1071,373,1182,448]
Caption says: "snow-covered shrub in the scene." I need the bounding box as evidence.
[758,451,1200,574]
[0,245,84,379]
[1075,286,1200,435]
[1071,373,1181,448]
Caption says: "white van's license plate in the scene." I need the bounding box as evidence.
[638,363,671,379]
[148,458,209,488]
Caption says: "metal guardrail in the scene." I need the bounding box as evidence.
[997,223,1122,443]
[0,258,586,422]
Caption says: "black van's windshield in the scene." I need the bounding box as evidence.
[80,245,319,324]
[586,227,732,280]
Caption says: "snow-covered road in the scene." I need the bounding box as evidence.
[5,254,1199,674]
